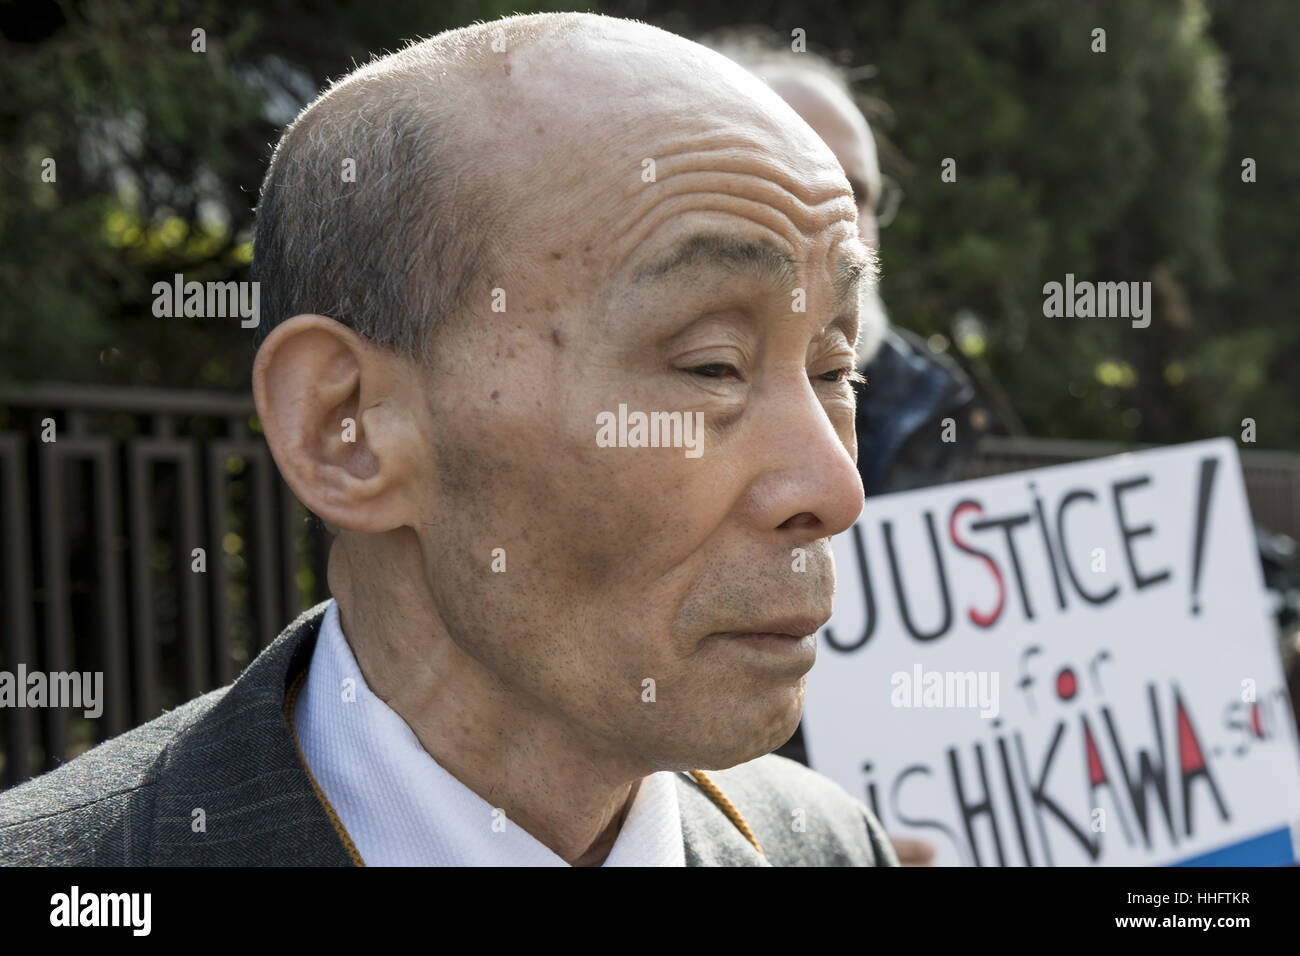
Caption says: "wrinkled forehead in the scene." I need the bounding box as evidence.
[469,31,854,259]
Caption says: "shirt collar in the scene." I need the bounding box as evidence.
[293,600,685,866]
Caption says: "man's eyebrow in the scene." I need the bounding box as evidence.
[832,244,876,307]
[629,231,875,323]
[631,233,797,289]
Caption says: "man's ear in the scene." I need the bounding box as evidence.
[252,314,426,534]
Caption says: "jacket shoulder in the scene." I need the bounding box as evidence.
[0,688,228,865]
[0,601,333,866]
[706,753,899,866]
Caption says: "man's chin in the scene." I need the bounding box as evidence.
[657,700,805,772]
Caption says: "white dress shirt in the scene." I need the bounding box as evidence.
[293,600,686,866]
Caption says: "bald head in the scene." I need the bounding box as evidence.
[252,13,583,357]
[251,13,864,361]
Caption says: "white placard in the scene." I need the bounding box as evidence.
[803,439,1300,866]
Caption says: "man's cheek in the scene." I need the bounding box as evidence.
[551,483,664,590]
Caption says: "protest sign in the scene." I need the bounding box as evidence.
[803,438,1300,865]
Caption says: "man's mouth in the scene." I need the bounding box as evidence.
[708,613,830,661]
[721,614,831,640]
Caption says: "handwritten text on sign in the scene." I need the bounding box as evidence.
[802,439,1300,866]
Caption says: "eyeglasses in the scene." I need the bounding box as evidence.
[847,173,904,229]
[873,174,903,228]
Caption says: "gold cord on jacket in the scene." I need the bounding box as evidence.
[283,667,764,862]
[686,769,764,856]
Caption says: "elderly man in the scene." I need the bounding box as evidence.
[0,12,896,867]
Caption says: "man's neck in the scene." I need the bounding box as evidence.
[571,778,642,866]
[330,561,647,865]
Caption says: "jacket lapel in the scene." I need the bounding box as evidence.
[148,602,354,865]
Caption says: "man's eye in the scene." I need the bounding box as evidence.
[818,367,855,384]
[690,363,740,379]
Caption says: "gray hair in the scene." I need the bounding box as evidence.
[250,14,586,361]
[699,26,863,93]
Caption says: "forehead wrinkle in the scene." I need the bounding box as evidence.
[611,164,852,248]
[599,195,807,297]
[610,196,803,261]
[649,144,851,206]
[584,121,842,193]
[631,232,796,290]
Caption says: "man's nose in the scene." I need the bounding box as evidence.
[741,380,865,540]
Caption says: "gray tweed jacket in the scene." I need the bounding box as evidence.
[0,603,898,867]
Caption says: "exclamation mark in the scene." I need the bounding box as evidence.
[1188,456,1219,616]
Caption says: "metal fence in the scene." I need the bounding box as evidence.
[0,385,1297,788]
[0,384,329,788]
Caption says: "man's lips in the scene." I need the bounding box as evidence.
[712,614,832,640]
[710,615,824,667]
